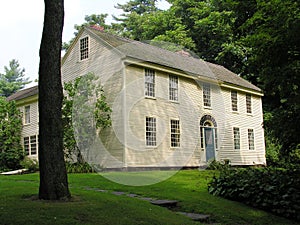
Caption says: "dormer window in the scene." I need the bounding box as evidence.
[80,36,89,60]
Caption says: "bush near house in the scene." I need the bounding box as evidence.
[0,97,23,171]
[208,167,300,221]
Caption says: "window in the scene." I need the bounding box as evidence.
[146,117,156,146]
[170,119,180,147]
[233,127,240,150]
[145,69,155,97]
[248,129,255,150]
[24,105,30,124]
[23,135,38,156]
[246,94,252,114]
[169,75,178,101]
[231,90,238,111]
[80,36,89,60]
[24,137,30,155]
[30,135,37,155]
[203,83,211,107]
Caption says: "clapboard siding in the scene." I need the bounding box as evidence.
[61,30,126,169]
[218,88,265,165]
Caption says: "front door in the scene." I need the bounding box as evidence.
[205,127,215,161]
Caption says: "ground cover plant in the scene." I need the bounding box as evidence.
[208,167,300,221]
[0,170,298,225]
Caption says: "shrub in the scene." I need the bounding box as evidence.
[208,167,300,221]
[20,157,39,172]
[206,159,231,170]
[0,97,23,170]
[66,162,95,173]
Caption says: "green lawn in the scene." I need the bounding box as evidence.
[0,170,297,225]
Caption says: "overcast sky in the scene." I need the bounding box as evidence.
[0,0,170,85]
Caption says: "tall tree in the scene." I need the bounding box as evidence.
[0,59,31,97]
[240,0,300,155]
[38,0,70,200]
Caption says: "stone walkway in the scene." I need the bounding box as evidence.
[84,186,212,223]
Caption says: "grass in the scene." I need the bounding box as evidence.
[0,170,298,225]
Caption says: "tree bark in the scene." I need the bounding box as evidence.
[38,0,70,200]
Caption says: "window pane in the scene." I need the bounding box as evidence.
[145,69,155,97]
[24,137,29,155]
[30,135,37,155]
[171,120,180,147]
[231,91,238,111]
[248,129,255,150]
[169,75,178,101]
[146,117,156,146]
[233,127,240,150]
[25,106,30,124]
[203,83,211,107]
[246,94,252,114]
[80,37,89,60]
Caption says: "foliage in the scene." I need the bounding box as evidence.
[208,167,300,221]
[65,162,95,173]
[206,159,231,170]
[62,72,112,162]
[240,0,300,155]
[0,97,23,171]
[0,59,31,97]
[20,157,39,172]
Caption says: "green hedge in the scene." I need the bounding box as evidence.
[208,167,300,221]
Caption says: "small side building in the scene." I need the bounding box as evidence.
[7,86,39,160]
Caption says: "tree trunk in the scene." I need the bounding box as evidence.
[38,0,70,200]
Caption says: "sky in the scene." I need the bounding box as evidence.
[0,0,170,86]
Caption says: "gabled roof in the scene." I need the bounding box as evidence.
[85,26,261,93]
[7,85,38,101]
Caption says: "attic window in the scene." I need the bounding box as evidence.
[80,36,89,60]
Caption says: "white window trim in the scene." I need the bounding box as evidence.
[248,128,255,150]
[145,116,157,147]
[233,127,240,150]
[144,68,156,98]
[79,36,89,61]
[170,119,180,148]
[231,90,238,112]
[203,83,212,108]
[169,75,179,102]
[24,105,31,125]
[246,94,252,114]
[24,135,38,156]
